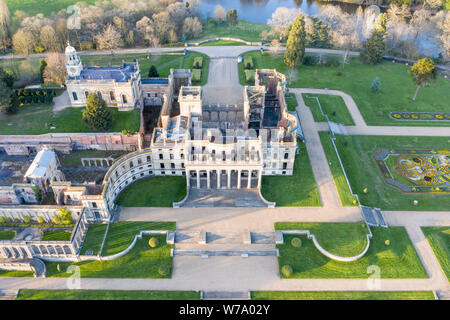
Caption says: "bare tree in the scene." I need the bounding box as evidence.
[96,24,124,56]
[136,16,156,46]
[43,52,67,85]
[267,7,303,40]
[183,16,202,39]
[12,28,36,55]
[40,25,59,52]
[214,5,226,23]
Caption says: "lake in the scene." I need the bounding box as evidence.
[193,0,362,24]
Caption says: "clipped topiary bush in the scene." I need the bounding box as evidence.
[193,57,203,69]
[243,56,254,69]
[23,216,31,224]
[37,217,45,224]
[0,216,5,223]
[385,240,390,246]
[281,265,293,277]
[244,70,255,83]
[192,69,202,82]
[56,264,62,272]
[291,237,302,248]
[148,237,159,248]
[158,264,170,276]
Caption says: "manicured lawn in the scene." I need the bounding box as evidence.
[285,93,298,111]
[332,135,450,210]
[46,234,173,278]
[319,132,358,206]
[261,141,321,207]
[6,0,98,16]
[302,94,355,125]
[182,52,210,86]
[16,289,201,300]
[81,52,184,78]
[251,291,435,300]
[199,40,248,46]
[0,270,34,277]
[102,221,176,256]
[57,150,128,168]
[0,105,140,135]
[41,229,72,241]
[79,223,108,256]
[116,176,187,208]
[193,19,271,42]
[275,223,369,257]
[0,230,15,240]
[240,52,450,126]
[421,227,450,281]
[277,226,427,279]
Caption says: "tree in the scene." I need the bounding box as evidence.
[408,58,436,101]
[0,80,13,113]
[226,9,238,33]
[214,5,226,23]
[370,77,381,93]
[361,31,385,64]
[136,16,157,47]
[39,58,47,83]
[96,24,124,56]
[284,14,306,67]
[268,7,303,40]
[182,17,202,39]
[52,208,73,225]
[43,53,66,85]
[39,25,59,52]
[0,67,14,88]
[148,65,159,77]
[82,93,112,131]
[153,11,173,44]
[12,29,36,55]
[0,0,10,51]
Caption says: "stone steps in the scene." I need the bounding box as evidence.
[173,249,278,257]
[174,231,276,245]
[203,291,250,300]
[0,290,18,300]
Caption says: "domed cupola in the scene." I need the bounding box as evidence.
[65,42,83,77]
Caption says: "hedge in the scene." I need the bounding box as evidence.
[243,57,254,69]
[192,69,202,82]
[193,57,203,69]
[245,69,255,83]
[14,88,59,105]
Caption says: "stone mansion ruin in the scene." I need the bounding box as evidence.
[0,46,301,266]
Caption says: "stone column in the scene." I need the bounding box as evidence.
[186,170,190,188]
[196,170,200,189]
[247,170,252,189]
[227,170,231,189]
[257,170,262,189]
[206,170,210,189]
[237,170,241,189]
[217,170,220,189]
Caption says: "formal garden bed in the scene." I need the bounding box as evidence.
[390,112,450,121]
[16,289,201,300]
[276,225,427,279]
[46,234,173,278]
[0,230,16,240]
[261,141,320,207]
[375,148,450,194]
[421,227,449,281]
[183,52,210,86]
[238,52,450,127]
[251,291,435,300]
[57,150,128,168]
[330,135,450,210]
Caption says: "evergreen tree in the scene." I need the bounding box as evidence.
[148,65,159,77]
[0,80,13,113]
[361,31,385,64]
[370,77,381,93]
[309,17,331,48]
[284,14,306,67]
[226,9,238,33]
[82,93,112,131]
[39,58,47,84]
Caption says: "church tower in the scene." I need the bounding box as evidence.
[65,43,83,77]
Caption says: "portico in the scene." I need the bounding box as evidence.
[186,167,262,190]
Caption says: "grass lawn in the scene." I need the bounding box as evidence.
[421,227,450,281]
[199,40,248,46]
[302,94,355,125]
[0,230,15,240]
[41,229,72,241]
[116,176,187,207]
[285,93,298,111]
[6,0,98,16]
[332,135,450,211]
[46,234,173,278]
[240,51,450,126]
[0,270,34,277]
[193,19,271,42]
[79,223,108,256]
[81,52,183,78]
[251,291,435,300]
[0,104,140,135]
[16,289,201,300]
[261,141,321,207]
[277,226,427,279]
[102,221,176,256]
[57,150,128,168]
[275,222,369,257]
[319,132,358,206]
[182,52,210,86]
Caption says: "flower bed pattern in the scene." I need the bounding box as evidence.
[389,112,450,121]
[374,148,450,194]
